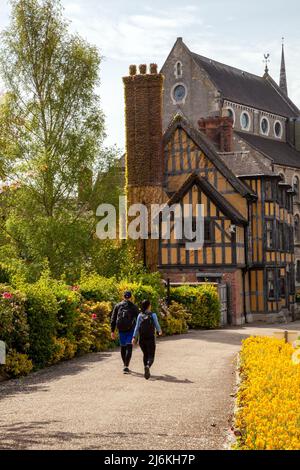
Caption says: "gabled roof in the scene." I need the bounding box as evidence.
[163,116,257,200]
[235,131,300,169]
[166,173,247,225]
[191,52,299,118]
[219,150,277,178]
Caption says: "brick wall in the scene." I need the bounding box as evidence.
[198,116,233,152]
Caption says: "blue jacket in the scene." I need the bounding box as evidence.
[133,312,162,339]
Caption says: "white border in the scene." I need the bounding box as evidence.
[240,111,251,131]
[260,116,270,136]
[174,61,183,79]
[171,82,187,105]
[274,120,283,139]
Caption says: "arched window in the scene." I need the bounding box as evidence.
[175,61,183,78]
[294,214,300,242]
[293,176,299,201]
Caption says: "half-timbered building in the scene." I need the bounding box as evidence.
[123,57,296,325]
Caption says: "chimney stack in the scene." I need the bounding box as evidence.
[123,64,165,270]
[198,116,233,152]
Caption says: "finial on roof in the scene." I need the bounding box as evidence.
[279,37,288,96]
[263,53,270,74]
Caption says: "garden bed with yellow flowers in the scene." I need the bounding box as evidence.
[234,336,300,450]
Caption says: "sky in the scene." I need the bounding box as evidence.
[1,0,300,150]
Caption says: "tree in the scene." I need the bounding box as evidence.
[0,0,122,280]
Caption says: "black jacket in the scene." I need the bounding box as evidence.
[110,300,139,333]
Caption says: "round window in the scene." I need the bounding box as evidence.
[241,112,250,129]
[261,118,269,135]
[275,121,282,138]
[173,84,186,102]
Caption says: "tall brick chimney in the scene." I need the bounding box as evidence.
[123,64,166,270]
[198,116,233,152]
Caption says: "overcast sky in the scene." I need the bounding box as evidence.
[1,0,300,150]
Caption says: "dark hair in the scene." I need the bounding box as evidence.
[141,299,151,313]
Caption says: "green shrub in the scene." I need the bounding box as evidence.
[24,281,59,368]
[51,337,77,363]
[0,263,11,284]
[54,282,81,340]
[118,281,160,312]
[0,285,29,353]
[1,349,33,378]
[159,301,190,335]
[79,273,118,302]
[78,301,115,353]
[74,312,94,355]
[170,284,220,329]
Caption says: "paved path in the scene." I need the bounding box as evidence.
[1,322,300,450]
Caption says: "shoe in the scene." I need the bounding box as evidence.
[144,365,150,380]
[123,367,130,374]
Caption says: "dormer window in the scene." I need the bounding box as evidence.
[260,117,270,136]
[174,61,183,78]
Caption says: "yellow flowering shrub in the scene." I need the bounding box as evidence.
[234,336,300,450]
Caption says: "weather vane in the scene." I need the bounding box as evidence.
[263,53,270,74]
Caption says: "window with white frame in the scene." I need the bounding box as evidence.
[274,120,283,138]
[260,117,270,135]
[240,111,251,130]
[174,61,183,78]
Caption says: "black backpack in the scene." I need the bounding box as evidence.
[116,301,136,332]
[139,312,155,339]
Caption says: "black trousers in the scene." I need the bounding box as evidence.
[139,337,156,367]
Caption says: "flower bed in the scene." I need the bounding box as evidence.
[234,336,300,450]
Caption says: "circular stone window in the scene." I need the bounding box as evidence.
[261,117,270,135]
[274,121,282,138]
[241,112,250,130]
[173,84,187,103]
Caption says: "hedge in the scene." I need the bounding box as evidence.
[0,274,221,379]
[170,284,220,329]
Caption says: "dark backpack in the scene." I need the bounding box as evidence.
[116,301,136,332]
[139,312,155,339]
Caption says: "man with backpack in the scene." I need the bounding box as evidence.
[111,291,139,374]
[132,300,162,380]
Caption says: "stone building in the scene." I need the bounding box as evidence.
[161,38,300,291]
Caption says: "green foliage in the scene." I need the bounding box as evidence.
[170,284,220,329]
[1,349,33,378]
[79,273,118,302]
[75,301,114,353]
[24,280,59,367]
[53,281,81,340]
[117,281,160,312]
[0,263,11,284]
[159,301,190,336]
[0,285,29,353]
[73,312,94,355]
[0,0,123,281]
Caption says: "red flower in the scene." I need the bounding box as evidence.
[91,313,97,320]
[2,292,13,299]
[71,285,80,291]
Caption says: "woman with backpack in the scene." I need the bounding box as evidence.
[132,300,162,380]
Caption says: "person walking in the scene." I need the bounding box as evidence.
[111,291,139,374]
[132,300,162,380]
